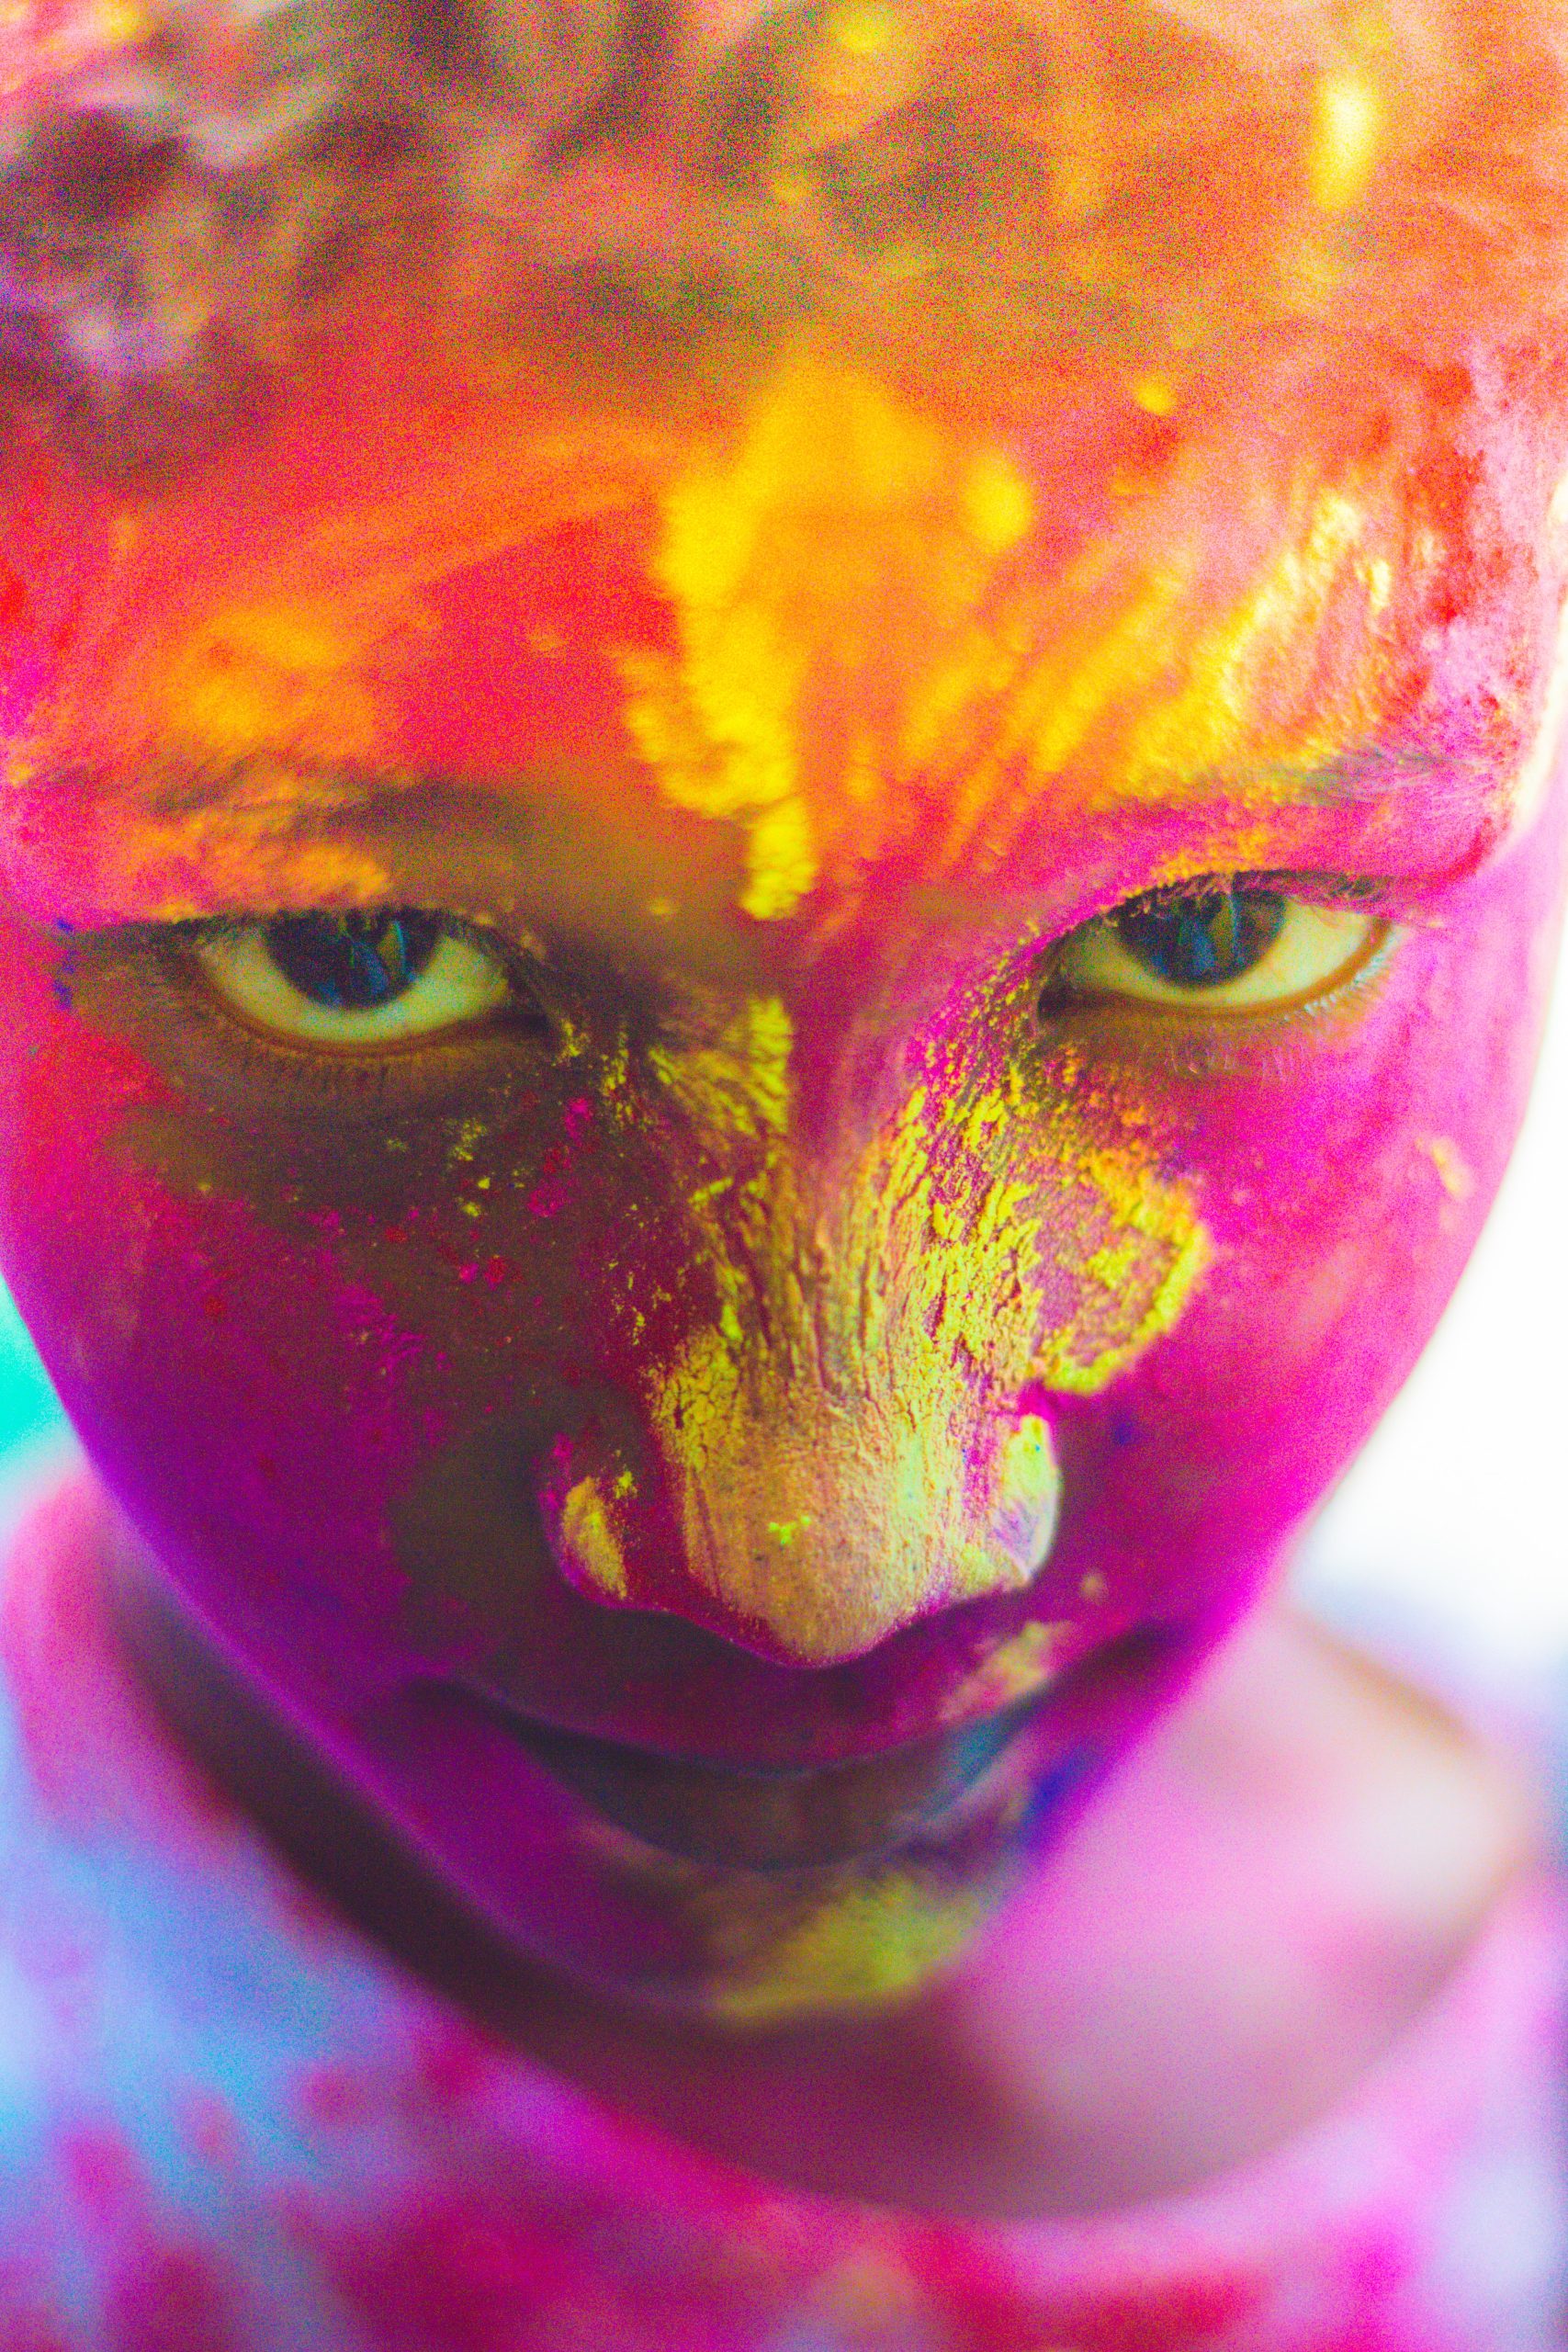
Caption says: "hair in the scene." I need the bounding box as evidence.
[5,0,1568,469]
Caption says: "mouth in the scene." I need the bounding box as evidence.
[432,1618,1189,1871]
[440,1627,1168,1871]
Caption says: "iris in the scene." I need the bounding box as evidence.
[1113,886,1287,989]
[262,911,444,1012]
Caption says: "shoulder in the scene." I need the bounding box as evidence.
[0,1471,457,2336]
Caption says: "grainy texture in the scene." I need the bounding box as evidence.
[2,0,1568,463]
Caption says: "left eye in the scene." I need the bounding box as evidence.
[1047,881,1383,1012]
[193,910,513,1047]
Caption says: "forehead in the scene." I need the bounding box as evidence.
[0,301,1560,942]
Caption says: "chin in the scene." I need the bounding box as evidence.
[348,1649,1146,2026]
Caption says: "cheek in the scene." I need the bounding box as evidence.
[0,946,713,1685]
[0,940,446,1688]
[1053,856,1557,1629]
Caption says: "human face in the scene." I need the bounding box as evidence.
[0,291,1561,2020]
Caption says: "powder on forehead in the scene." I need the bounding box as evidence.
[2,0,1568,473]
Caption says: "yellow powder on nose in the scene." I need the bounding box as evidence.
[558,1476,629,1601]
[636,991,1207,1661]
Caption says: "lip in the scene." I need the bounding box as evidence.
[441,1682,1044,1869]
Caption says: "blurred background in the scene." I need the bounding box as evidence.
[0,939,1562,1673]
[1299,926,1568,1681]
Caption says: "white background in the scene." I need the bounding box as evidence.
[1299,929,1568,1676]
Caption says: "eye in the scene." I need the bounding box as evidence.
[192,910,513,1048]
[1046,881,1384,1014]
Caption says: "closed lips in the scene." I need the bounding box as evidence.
[438,1683,1044,1870]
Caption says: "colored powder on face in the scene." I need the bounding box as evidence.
[1030,1141,1211,1396]
[608,344,1432,924]
[557,1476,628,1600]
[147,605,387,773]
[6,395,693,916]
[705,1865,989,2027]
[620,992,1205,1662]
[9,330,1481,934]
[934,1617,1073,1728]
[581,1823,998,2029]
[923,461,1411,883]
[1117,481,1392,791]
[616,353,1036,920]
[1307,67,1385,218]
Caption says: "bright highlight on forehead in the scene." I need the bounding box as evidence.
[0,287,1555,930]
[619,356,1038,919]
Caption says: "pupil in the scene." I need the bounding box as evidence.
[263,910,444,1011]
[1113,886,1286,989]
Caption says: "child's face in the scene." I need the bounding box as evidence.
[0,293,1561,2018]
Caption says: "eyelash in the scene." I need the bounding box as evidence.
[1032,871,1401,1060]
[96,867,1405,1122]
[128,914,552,1114]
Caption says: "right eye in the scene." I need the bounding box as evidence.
[193,910,513,1050]
[1046,881,1383,1016]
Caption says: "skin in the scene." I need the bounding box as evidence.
[0,241,1559,2061]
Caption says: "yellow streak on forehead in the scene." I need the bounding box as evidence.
[606,345,1422,914]
[617,353,1037,919]
[1307,66,1385,218]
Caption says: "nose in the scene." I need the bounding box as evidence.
[682,1378,1063,1659]
[526,984,1075,1661]
[526,978,1200,1663]
[536,1393,1061,1666]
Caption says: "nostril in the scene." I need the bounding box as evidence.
[535,1428,641,1609]
[533,1404,1065,1667]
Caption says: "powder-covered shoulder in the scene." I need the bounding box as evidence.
[0,1476,1563,2352]
[0,1472,507,2345]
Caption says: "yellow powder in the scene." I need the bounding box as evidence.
[708,1867,988,2027]
[637,989,1207,1661]
[558,1476,629,1601]
[619,353,1035,920]
[1119,482,1379,790]
[148,605,387,773]
[936,1617,1071,1727]
[1307,69,1385,217]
